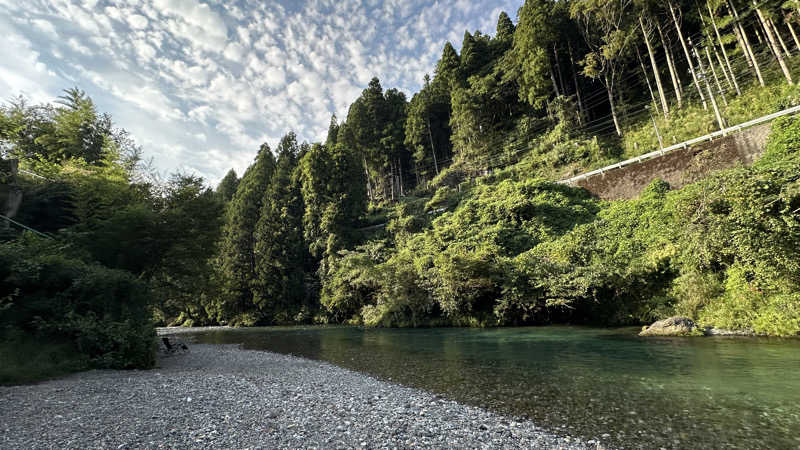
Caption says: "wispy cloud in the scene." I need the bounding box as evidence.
[0,0,522,184]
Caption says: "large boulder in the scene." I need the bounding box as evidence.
[639,317,697,336]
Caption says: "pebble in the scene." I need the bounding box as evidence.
[0,344,606,449]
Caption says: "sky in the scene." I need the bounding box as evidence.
[0,0,523,185]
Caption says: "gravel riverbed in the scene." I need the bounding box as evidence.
[0,343,606,449]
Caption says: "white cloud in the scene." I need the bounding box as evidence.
[129,14,149,29]
[0,32,57,104]
[188,105,212,124]
[105,6,123,21]
[152,0,228,52]
[223,42,245,62]
[2,0,523,184]
[31,19,58,39]
[133,39,157,60]
[67,37,92,55]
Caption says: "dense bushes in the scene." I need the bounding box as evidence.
[321,178,604,326]
[0,238,155,372]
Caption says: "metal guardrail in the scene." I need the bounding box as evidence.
[559,104,800,185]
[18,168,49,180]
[0,214,53,239]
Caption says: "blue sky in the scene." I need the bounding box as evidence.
[0,0,522,185]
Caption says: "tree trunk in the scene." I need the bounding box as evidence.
[426,116,440,175]
[695,44,727,129]
[754,3,794,84]
[787,15,800,51]
[554,46,566,95]
[398,158,404,197]
[390,160,395,202]
[637,47,660,116]
[754,22,765,44]
[707,0,741,95]
[640,15,669,117]
[714,48,735,94]
[549,66,561,97]
[363,157,372,202]
[705,46,728,106]
[605,74,622,137]
[729,0,765,86]
[568,42,586,125]
[705,72,726,130]
[658,22,683,107]
[669,0,707,109]
[769,18,790,55]
[730,8,754,67]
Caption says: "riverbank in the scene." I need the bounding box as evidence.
[0,343,603,449]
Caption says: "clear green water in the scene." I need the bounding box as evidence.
[184,326,800,449]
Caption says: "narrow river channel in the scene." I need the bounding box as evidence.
[180,326,800,449]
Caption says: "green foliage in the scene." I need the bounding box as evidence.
[216,144,276,325]
[321,178,602,326]
[434,42,461,90]
[760,114,800,166]
[320,242,386,322]
[0,327,86,385]
[511,118,613,179]
[343,78,408,202]
[152,174,225,326]
[320,116,800,335]
[495,11,516,46]
[622,82,800,159]
[513,0,558,108]
[387,196,432,239]
[513,117,800,333]
[215,169,239,203]
[0,238,155,371]
[253,133,308,322]
[5,0,799,341]
[299,142,366,263]
[405,75,452,183]
[0,88,137,165]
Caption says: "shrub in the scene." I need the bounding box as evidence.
[0,238,155,371]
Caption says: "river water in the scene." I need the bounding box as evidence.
[182,326,800,449]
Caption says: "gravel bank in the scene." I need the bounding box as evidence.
[0,344,605,449]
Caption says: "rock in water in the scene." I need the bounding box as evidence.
[639,317,696,336]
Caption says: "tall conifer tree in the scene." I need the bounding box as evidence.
[217,143,276,324]
[215,169,239,202]
[253,133,306,322]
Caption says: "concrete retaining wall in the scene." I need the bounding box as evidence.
[573,123,772,200]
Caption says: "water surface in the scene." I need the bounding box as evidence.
[183,326,800,449]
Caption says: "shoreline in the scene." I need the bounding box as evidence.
[0,343,605,449]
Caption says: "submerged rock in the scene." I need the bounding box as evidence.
[639,317,697,336]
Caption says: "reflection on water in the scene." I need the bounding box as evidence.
[184,326,800,449]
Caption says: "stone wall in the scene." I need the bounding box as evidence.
[572,123,772,200]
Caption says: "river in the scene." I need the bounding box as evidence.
[179,326,800,449]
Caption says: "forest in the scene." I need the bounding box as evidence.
[1,0,799,378]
